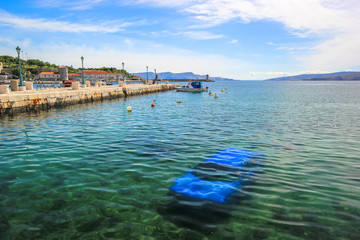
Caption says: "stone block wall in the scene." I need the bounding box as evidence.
[0,84,179,115]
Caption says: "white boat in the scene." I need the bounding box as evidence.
[175,81,208,92]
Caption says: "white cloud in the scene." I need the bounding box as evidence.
[0,37,31,49]
[0,37,17,46]
[185,0,356,34]
[179,0,360,71]
[36,0,107,10]
[0,10,129,33]
[182,31,224,40]
[125,38,134,48]
[23,41,251,79]
[36,0,197,10]
[251,71,289,76]
[229,39,238,44]
[302,32,360,71]
[146,30,224,40]
[121,0,197,8]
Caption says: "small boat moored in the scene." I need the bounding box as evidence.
[175,81,208,92]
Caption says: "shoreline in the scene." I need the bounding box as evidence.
[0,83,179,116]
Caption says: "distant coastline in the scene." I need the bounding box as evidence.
[265,71,360,81]
[133,72,236,82]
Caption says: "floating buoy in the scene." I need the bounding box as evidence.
[225,92,228,93]
[151,103,155,107]
[153,98,156,102]
[127,106,132,112]
[177,100,182,103]
[225,88,227,90]
[214,93,218,98]
[221,89,224,92]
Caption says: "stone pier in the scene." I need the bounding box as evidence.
[0,83,178,115]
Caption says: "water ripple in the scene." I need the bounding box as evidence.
[1,81,360,239]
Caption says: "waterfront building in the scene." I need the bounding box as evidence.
[68,73,81,81]
[36,72,60,81]
[0,73,7,80]
[0,62,3,73]
[78,70,125,82]
[58,66,69,81]
[132,76,144,81]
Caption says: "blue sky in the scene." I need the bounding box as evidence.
[1,0,359,80]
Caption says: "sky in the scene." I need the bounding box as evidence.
[0,0,359,80]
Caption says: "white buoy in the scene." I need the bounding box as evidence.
[214,93,218,98]
[153,98,156,102]
[127,106,132,112]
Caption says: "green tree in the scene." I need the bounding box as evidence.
[11,68,25,78]
[0,55,17,65]
[27,59,46,67]
[28,68,40,75]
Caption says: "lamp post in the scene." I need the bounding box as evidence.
[122,62,125,82]
[81,56,85,85]
[146,66,148,83]
[16,46,23,87]
[154,68,157,84]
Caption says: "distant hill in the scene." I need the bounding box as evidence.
[133,71,236,81]
[266,71,360,81]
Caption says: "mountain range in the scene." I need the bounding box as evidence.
[132,71,360,81]
[132,72,235,81]
[265,71,360,81]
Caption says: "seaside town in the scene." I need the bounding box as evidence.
[0,56,144,84]
[1,1,360,239]
[0,51,179,116]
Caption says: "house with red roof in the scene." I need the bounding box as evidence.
[78,70,125,81]
[131,76,144,81]
[36,71,60,81]
[69,73,81,81]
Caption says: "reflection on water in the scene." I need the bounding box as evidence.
[0,81,360,239]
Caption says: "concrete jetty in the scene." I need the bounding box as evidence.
[0,83,179,116]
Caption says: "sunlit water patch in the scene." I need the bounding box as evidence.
[1,81,359,239]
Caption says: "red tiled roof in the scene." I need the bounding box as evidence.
[132,76,143,79]
[83,70,108,74]
[69,73,81,76]
[39,72,55,74]
[81,70,124,75]
[59,66,67,68]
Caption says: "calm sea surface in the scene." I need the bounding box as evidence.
[0,81,359,239]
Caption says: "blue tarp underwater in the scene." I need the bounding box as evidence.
[169,148,263,204]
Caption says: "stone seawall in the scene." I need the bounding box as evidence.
[123,84,177,96]
[0,83,178,116]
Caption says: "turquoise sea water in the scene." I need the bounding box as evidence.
[0,81,359,239]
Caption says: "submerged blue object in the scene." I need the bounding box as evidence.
[190,81,202,89]
[169,148,263,204]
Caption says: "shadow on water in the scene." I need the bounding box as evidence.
[157,148,265,235]
[157,189,252,235]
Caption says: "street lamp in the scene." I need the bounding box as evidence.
[16,46,24,87]
[81,56,85,85]
[146,66,148,83]
[154,69,157,84]
[122,62,125,82]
